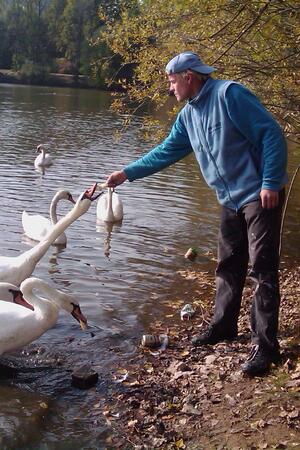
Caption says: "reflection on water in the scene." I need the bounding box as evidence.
[0,83,299,447]
[96,221,121,258]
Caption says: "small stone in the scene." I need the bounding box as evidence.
[71,364,99,389]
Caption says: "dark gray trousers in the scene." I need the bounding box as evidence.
[211,190,285,353]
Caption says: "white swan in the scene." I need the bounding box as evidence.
[22,190,75,245]
[34,144,53,168]
[0,277,87,356]
[96,188,123,222]
[0,183,101,286]
[0,282,33,309]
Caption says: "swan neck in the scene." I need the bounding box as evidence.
[22,279,69,311]
[41,148,46,161]
[107,188,113,213]
[21,283,52,313]
[49,195,59,225]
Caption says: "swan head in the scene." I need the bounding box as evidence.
[36,144,45,153]
[9,287,34,310]
[0,282,34,310]
[66,183,102,218]
[71,183,102,216]
[55,190,76,204]
[78,183,103,203]
[71,302,88,330]
[55,290,88,330]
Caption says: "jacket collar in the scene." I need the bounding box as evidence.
[188,77,215,104]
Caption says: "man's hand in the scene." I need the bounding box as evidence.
[106,170,128,188]
[260,189,279,209]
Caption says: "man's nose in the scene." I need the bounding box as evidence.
[168,90,175,96]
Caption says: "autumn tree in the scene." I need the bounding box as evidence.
[99,0,300,142]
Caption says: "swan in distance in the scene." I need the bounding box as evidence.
[0,282,33,309]
[34,144,53,168]
[0,183,101,286]
[0,277,87,356]
[96,188,123,223]
[22,190,75,245]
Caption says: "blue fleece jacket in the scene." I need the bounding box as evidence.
[124,78,287,210]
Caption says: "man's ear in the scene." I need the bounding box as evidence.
[186,72,194,84]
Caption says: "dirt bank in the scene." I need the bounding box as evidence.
[97,266,300,449]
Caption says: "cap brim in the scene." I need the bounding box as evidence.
[192,64,216,74]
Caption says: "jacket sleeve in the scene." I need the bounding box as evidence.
[124,114,193,181]
[225,83,287,191]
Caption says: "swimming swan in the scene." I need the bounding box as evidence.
[34,144,53,168]
[0,183,101,286]
[0,277,87,356]
[96,188,123,223]
[22,190,75,245]
[0,282,33,309]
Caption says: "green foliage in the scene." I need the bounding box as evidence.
[0,0,127,87]
[18,61,50,84]
[99,0,300,141]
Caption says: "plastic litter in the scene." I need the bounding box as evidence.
[180,304,195,321]
[185,247,198,260]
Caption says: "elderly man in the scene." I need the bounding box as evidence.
[106,51,287,376]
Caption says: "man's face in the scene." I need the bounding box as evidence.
[168,73,192,102]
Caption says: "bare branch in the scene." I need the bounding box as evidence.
[212,0,272,64]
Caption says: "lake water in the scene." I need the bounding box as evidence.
[0,83,299,449]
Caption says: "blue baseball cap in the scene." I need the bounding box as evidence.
[166,52,216,75]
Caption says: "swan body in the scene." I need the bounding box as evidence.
[22,190,75,245]
[96,188,123,222]
[0,277,87,355]
[0,183,101,286]
[0,282,33,309]
[34,144,53,168]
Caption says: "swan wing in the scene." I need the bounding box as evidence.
[22,211,67,245]
[34,153,43,167]
[96,194,109,220]
[0,302,36,354]
[44,154,53,166]
[34,153,52,167]
[22,211,52,241]
[0,301,58,355]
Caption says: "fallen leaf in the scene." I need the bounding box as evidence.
[127,419,138,427]
[225,393,237,406]
[181,404,202,416]
[39,402,48,409]
[288,409,299,419]
[175,438,185,449]
[211,419,219,427]
[204,355,217,365]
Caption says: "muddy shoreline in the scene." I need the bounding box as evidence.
[99,266,300,449]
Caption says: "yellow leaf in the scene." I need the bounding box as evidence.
[39,402,48,409]
[175,438,185,449]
